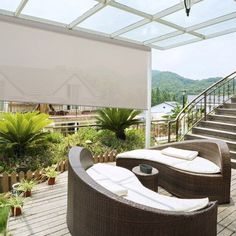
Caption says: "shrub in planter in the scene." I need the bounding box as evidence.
[44,167,59,185]
[8,196,24,217]
[0,206,9,235]
[16,179,36,197]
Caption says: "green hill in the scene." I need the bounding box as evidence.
[151,70,222,105]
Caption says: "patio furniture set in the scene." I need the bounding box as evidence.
[67,139,231,236]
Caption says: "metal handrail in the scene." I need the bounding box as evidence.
[168,71,236,142]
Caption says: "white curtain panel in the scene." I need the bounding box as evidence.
[0,18,150,109]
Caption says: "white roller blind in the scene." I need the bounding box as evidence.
[0,18,150,109]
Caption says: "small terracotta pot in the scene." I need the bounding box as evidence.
[48,177,55,185]
[11,207,22,216]
[23,190,31,197]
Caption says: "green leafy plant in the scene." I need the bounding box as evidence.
[0,206,9,235]
[96,108,141,140]
[0,112,52,159]
[8,196,24,216]
[44,167,59,178]
[17,179,36,192]
[8,196,24,208]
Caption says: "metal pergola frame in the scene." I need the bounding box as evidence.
[0,0,236,51]
[0,0,235,148]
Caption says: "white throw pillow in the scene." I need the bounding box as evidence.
[161,147,198,160]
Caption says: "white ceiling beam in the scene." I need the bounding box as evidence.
[111,19,150,38]
[156,18,205,39]
[109,2,184,38]
[20,14,67,28]
[161,38,202,50]
[108,1,152,19]
[109,0,204,39]
[68,3,106,29]
[147,44,165,51]
[152,3,184,19]
[144,31,184,45]
[187,12,236,32]
[15,0,29,17]
[205,27,236,40]
[74,26,111,37]
[0,9,14,17]
[115,36,144,45]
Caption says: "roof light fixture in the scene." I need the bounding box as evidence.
[184,0,192,17]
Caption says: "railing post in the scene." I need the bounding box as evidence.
[168,122,171,143]
[204,92,207,121]
[233,78,235,95]
[175,120,179,142]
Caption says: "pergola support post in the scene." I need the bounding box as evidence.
[145,53,152,148]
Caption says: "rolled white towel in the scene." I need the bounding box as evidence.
[161,147,198,161]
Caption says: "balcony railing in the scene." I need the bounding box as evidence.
[167,71,236,142]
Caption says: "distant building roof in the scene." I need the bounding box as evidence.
[138,101,179,120]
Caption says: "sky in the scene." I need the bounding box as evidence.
[152,32,236,80]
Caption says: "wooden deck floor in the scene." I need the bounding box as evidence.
[8,168,236,236]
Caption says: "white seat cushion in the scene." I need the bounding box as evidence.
[124,185,209,212]
[88,163,134,183]
[87,164,209,212]
[96,179,128,196]
[161,147,198,160]
[117,149,221,174]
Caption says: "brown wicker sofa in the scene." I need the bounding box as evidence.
[67,146,217,236]
[116,139,231,204]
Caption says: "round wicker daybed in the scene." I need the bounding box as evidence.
[67,146,217,236]
[116,139,231,204]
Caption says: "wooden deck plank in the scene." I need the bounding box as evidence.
[8,168,236,236]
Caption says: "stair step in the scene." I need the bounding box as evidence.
[231,159,236,169]
[222,103,236,109]
[230,151,236,160]
[215,108,236,116]
[185,134,236,151]
[198,121,236,132]
[207,114,236,123]
[192,127,236,140]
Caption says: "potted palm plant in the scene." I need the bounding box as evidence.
[8,196,24,217]
[96,108,141,140]
[44,167,59,185]
[17,179,36,197]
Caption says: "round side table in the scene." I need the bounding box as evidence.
[132,166,159,192]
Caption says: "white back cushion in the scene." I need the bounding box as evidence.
[117,149,220,174]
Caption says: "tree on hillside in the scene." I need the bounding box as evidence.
[152,88,177,106]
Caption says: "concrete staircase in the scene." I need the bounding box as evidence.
[185,97,236,168]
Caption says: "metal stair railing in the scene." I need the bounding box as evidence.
[167,71,236,142]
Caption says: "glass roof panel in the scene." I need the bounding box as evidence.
[153,33,199,47]
[120,22,176,42]
[78,6,143,34]
[0,0,22,12]
[163,0,236,28]
[196,18,236,35]
[115,0,180,15]
[21,0,98,24]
